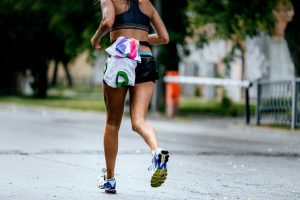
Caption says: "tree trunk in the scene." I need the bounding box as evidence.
[34,61,48,98]
[63,61,73,88]
[236,40,247,81]
[156,42,180,112]
[156,0,187,112]
[0,65,17,95]
[51,61,59,87]
[285,0,300,76]
[158,42,180,71]
[237,40,246,99]
[151,0,162,112]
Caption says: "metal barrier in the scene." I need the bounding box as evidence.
[256,79,300,129]
[164,76,252,122]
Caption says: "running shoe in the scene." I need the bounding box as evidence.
[97,168,117,194]
[149,148,169,187]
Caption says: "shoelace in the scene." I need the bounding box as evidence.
[97,168,107,189]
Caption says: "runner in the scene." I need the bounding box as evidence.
[91,0,170,194]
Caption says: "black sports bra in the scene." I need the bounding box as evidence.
[111,0,151,32]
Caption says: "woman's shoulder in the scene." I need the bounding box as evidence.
[138,0,155,18]
[138,0,153,9]
[139,0,150,4]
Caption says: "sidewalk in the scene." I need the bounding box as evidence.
[0,104,300,200]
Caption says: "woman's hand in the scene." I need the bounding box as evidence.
[91,35,101,50]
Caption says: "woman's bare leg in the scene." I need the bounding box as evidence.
[103,84,128,179]
[129,82,158,152]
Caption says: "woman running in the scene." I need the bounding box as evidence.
[91,0,169,194]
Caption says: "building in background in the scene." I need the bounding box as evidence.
[179,32,295,101]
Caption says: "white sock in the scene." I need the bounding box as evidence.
[152,147,162,156]
[151,150,156,156]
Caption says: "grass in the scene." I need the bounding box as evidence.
[0,95,105,112]
[179,97,255,117]
[0,88,254,117]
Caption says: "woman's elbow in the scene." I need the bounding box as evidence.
[161,35,169,44]
[101,17,114,29]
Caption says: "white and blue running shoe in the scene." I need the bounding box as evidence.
[97,168,117,194]
[149,148,169,187]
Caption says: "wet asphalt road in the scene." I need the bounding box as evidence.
[0,104,300,200]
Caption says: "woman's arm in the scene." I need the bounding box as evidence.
[91,0,115,49]
[143,1,169,45]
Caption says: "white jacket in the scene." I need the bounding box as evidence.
[104,37,141,88]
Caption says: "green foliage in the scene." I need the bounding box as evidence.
[1,0,99,59]
[0,0,100,97]
[188,0,278,42]
[221,91,232,108]
[188,0,300,77]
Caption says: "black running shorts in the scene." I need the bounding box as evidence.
[135,55,159,84]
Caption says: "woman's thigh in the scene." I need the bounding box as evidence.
[104,84,128,124]
[129,82,154,121]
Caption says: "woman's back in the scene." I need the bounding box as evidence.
[91,1,170,193]
[110,0,153,47]
[91,0,168,50]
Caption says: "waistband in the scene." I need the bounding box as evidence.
[140,52,153,56]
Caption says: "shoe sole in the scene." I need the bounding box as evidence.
[151,150,169,188]
[105,189,116,194]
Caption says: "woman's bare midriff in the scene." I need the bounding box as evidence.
[110,29,152,52]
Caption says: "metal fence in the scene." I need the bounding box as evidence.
[256,79,300,129]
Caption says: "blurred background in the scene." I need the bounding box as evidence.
[1,1,300,199]
[0,0,299,127]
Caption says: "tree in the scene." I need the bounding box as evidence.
[285,0,300,76]
[187,0,278,80]
[0,0,99,97]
